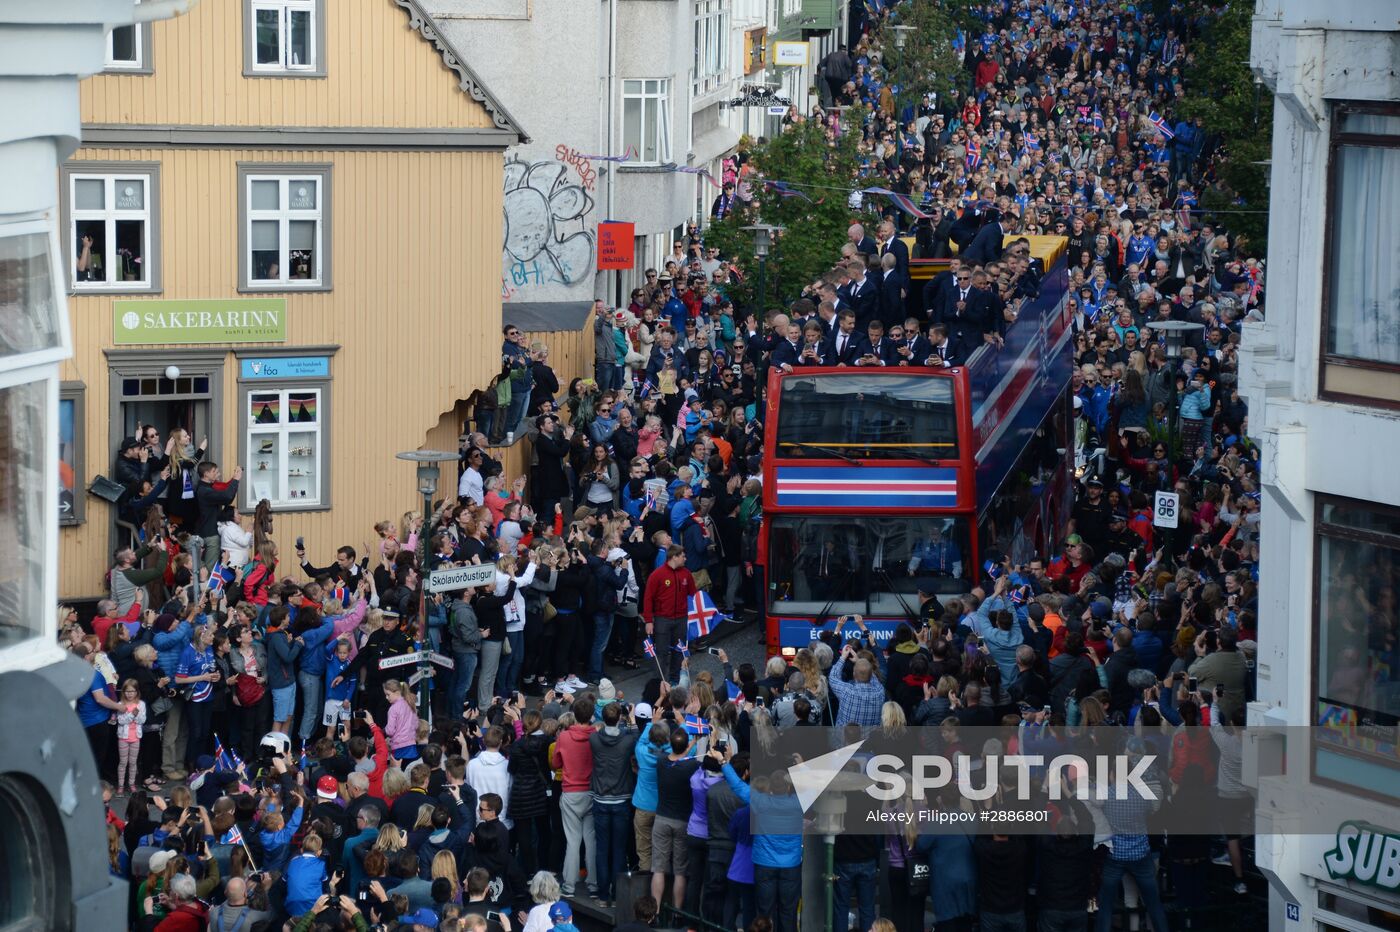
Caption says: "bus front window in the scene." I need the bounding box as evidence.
[767,515,972,616]
[776,373,959,460]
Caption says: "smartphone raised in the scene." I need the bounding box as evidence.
[1188,676,1198,693]
[706,647,723,656]
[296,536,305,550]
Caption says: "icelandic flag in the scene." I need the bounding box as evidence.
[639,379,656,400]
[683,713,712,736]
[983,560,1004,580]
[213,736,237,771]
[1024,134,1040,152]
[298,747,310,773]
[331,581,348,607]
[965,137,982,171]
[643,638,657,659]
[209,563,236,597]
[222,824,244,847]
[673,640,690,657]
[1149,112,1175,140]
[687,591,728,640]
[1092,111,1105,132]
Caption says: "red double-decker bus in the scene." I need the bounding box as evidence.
[761,237,1075,656]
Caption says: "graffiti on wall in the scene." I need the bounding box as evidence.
[502,155,595,298]
[554,145,597,192]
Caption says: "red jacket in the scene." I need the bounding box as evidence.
[642,563,697,624]
[551,723,596,793]
[155,903,209,932]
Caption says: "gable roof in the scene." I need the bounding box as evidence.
[392,0,529,143]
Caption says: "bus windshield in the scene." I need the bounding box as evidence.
[775,373,959,460]
[767,515,973,616]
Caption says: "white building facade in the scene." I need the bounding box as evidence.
[1243,0,1400,927]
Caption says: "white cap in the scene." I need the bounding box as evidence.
[149,850,176,873]
[633,702,653,720]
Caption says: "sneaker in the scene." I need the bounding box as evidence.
[554,679,576,695]
[1233,881,1248,895]
[1211,852,1233,866]
[565,675,589,690]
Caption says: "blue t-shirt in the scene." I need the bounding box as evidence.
[76,669,110,727]
[178,644,217,703]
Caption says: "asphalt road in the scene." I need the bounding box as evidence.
[600,615,768,704]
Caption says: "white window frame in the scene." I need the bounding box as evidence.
[106,24,142,70]
[68,174,155,293]
[623,79,673,166]
[243,174,326,289]
[249,0,318,73]
[693,0,730,97]
[245,387,323,508]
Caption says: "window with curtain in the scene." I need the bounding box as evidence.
[622,79,672,165]
[1324,107,1400,403]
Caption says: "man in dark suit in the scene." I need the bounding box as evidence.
[796,322,835,366]
[949,202,985,253]
[825,309,861,365]
[889,321,931,367]
[926,324,962,368]
[961,209,1006,267]
[769,321,805,371]
[875,220,910,289]
[840,259,878,331]
[938,267,992,360]
[922,258,961,321]
[914,207,954,259]
[876,253,906,329]
[847,222,877,258]
[853,320,897,367]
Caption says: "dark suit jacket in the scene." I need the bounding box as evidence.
[825,329,862,365]
[961,221,1006,266]
[949,211,982,251]
[842,276,879,330]
[877,270,905,328]
[876,237,911,284]
[928,339,963,367]
[852,337,897,367]
[922,269,957,319]
[853,235,877,257]
[893,335,932,367]
[795,343,836,366]
[939,287,993,359]
[770,339,804,369]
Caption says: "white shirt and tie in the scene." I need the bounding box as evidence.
[835,331,852,358]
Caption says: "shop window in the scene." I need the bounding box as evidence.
[60,164,162,293]
[246,387,325,508]
[238,166,332,291]
[244,0,326,77]
[59,383,85,526]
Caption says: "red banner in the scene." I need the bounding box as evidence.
[597,221,635,270]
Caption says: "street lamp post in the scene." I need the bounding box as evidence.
[395,449,458,718]
[741,223,783,318]
[1146,320,1203,448]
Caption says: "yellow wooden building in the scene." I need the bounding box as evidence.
[56,0,564,600]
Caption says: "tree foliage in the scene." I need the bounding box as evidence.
[705,109,867,315]
[878,0,967,112]
[1177,0,1272,252]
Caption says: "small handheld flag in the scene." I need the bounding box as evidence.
[673,640,690,658]
[1148,112,1175,140]
[210,563,236,598]
[683,713,712,736]
[298,747,310,773]
[643,638,656,658]
[222,824,244,847]
[966,137,982,171]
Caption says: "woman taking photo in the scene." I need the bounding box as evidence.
[581,443,620,512]
[162,427,207,531]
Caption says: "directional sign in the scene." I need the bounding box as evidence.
[1153,490,1180,529]
[427,652,455,670]
[378,652,426,671]
[427,564,496,594]
[408,669,433,687]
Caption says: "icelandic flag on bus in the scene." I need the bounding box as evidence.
[643,638,657,659]
[965,137,982,171]
[1149,112,1174,140]
[687,591,728,640]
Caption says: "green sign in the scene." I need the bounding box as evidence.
[113,299,286,345]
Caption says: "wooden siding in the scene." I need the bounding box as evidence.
[58,146,505,597]
[80,0,496,130]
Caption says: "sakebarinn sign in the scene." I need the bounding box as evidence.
[1324,822,1400,892]
[113,299,287,345]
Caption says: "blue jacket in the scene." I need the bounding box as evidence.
[297,616,336,676]
[1179,381,1211,420]
[266,630,302,690]
[969,596,1026,684]
[680,518,711,572]
[153,619,194,678]
[284,852,327,916]
[259,803,304,874]
[632,735,665,812]
[326,643,356,702]
[341,826,378,893]
[722,763,803,868]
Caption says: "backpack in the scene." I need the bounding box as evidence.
[229,561,273,606]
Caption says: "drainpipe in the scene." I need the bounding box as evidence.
[607,0,620,306]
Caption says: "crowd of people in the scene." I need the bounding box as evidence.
[72,0,1271,930]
